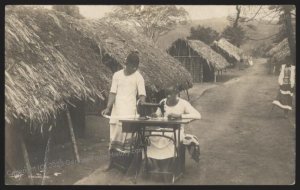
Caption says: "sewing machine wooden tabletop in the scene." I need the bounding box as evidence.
[119,117,194,125]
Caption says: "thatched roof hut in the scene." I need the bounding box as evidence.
[168,39,230,83]
[5,7,192,126]
[73,18,193,92]
[5,7,113,125]
[212,38,242,64]
[266,38,290,62]
[186,39,230,70]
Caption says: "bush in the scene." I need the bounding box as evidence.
[187,25,219,45]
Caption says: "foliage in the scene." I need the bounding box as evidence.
[187,25,219,45]
[106,5,189,43]
[221,25,246,47]
[251,42,272,57]
[268,5,295,64]
[270,6,296,44]
[52,5,84,19]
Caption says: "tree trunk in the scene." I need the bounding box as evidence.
[283,6,296,65]
[233,5,241,28]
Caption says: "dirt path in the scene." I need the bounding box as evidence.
[75,58,295,185]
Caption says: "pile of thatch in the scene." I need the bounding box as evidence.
[186,40,230,70]
[5,7,192,125]
[266,38,290,62]
[212,38,242,62]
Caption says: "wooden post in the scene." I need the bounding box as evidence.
[66,109,80,163]
[41,126,53,185]
[186,89,190,101]
[214,71,217,83]
[20,135,34,185]
[200,63,203,83]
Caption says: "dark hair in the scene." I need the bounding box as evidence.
[165,85,180,95]
[285,55,293,66]
[125,51,139,67]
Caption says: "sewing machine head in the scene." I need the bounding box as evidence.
[137,100,165,119]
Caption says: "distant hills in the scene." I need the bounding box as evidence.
[156,17,280,54]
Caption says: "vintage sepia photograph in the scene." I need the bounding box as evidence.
[4,4,296,185]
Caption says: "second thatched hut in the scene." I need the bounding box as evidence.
[212,38,243,66]
[168,39,230,83]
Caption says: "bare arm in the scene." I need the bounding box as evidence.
[182,100,201,119]
[106,93,116,110]
[138,95,146,104]
[290,65,295,88]
[278,64,285,86]
[102,93,116,115]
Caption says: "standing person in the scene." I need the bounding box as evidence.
[272,55,295,118]
[102,51,146,171]
[249,56,253,66]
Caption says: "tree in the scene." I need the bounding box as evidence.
[221,5,247,47]
[106,5,189,43]
[221,25,246,47]
[187,25,219,45]
[269,5,296,65]
[52,5,84,19]
[241,5,295,64]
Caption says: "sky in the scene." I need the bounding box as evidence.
[77,5,237,20]
[41,5,281,21]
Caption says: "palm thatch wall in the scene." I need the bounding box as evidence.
[212,38,242,64]
[5,7,193,126]
[167,39,229,83]
[186,39,230,70]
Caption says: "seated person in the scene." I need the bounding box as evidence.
[146,86,201,180]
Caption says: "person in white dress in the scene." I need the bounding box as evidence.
[102,51,146,171]
[147,86,201,178]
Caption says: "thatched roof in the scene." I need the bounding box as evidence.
[5,7,113,125]
[186,40,230,70]
[73,19,193,92]
[5,7,192,125]
[212,38,242,62]
[266,38,290,62]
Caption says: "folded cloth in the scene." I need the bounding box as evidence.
[183,134,200,163]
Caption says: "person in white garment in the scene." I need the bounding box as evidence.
[102,51,146,171]
[147,86,201,179]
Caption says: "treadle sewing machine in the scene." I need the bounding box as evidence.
[136,100,165,119]
[119,101,195,184]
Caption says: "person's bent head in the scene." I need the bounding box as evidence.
[165,85,180,102]
[284,55,293,67]
[124,51,139,75]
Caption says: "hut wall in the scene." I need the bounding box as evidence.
[67,99,86,138]
[102,53,123,73]
[5,122,25,175]
[202,60,215,82]
[168,40,204,83]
